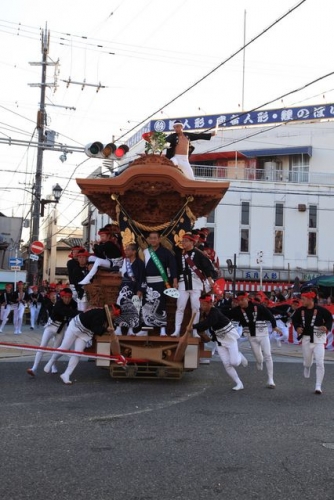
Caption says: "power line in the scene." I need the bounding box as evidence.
[116,0,307,141]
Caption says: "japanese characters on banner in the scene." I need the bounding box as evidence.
[126,103,334,149]
[151,104,334,133]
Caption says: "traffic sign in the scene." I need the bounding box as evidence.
[9,257,23,267]
[30,254,39,261]
[11,266,21,271]
[31,241,44,255]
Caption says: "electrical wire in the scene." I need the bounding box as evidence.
[116,0,307,141]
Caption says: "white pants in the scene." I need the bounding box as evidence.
[77,294,89,312]
[275,319,289,342]
[0,304,13,330]
[30,304,42,329]
[31,322,66,373]
[13,303,25,333]
[248,335,274,384]
[171,155,195,179]
[85,256,111,282]
[84,256,123,283]
[174,288,201,335]
[46,319,91,381]
[302,336,325,389]
[216,331,244,385]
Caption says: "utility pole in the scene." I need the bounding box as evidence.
[28,25,57,285]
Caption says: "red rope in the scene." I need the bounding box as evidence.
[0,341,148,365]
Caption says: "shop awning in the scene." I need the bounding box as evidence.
[240,146,312,158]
[190,151,247,162]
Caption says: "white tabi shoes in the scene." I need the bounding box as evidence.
[60,373,73,385]
[232,381,244,391]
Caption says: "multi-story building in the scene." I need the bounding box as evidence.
[122,103,334,288]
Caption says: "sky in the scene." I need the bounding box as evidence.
[0,0,334,239]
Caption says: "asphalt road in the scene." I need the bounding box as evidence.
[1,356,334,500]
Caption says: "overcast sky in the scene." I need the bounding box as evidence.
[0,0,333,234]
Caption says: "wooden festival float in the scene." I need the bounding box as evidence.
[76,154,229,379]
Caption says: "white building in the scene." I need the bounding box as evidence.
[122,104,334,286]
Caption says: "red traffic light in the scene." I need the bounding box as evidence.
[114,145,129,158]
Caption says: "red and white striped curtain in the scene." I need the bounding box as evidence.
[224,281,292,293]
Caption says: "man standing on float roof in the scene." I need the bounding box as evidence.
[292,290,332,395]
[165,120,216,179]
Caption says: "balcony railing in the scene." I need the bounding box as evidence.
[193,165,333,185]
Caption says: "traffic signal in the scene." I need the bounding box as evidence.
[84,142,129,159]
[256,251,264,264]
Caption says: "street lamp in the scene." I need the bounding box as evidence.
[40,183,63,216]
[28,183,63,285]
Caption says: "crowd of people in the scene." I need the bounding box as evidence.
[211,286,334,394]
[1,224,334,393]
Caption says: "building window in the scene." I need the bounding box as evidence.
[275,203,283,227]
[241,202,249,225]
[308,205,317,255]
[205,210,215,249]
[309,205,317,228]
[274,203,284,254]
[289,154,309,183]
[274,230,283,254]
[308,233,317,255]
[240,229,249,252]
[240,202,250,252]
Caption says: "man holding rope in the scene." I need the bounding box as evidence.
[27,288,78,377]
[44,304,121,385]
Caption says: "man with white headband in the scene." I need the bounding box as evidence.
[292,291,332,394]
[165,120,216,179]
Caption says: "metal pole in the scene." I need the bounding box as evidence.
[241,9,246,111]
[28,26,49,285]
[232,253,237,296]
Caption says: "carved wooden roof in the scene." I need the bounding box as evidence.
[76,155,229,224]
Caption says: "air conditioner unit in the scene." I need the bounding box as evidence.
[298,204,307,212]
